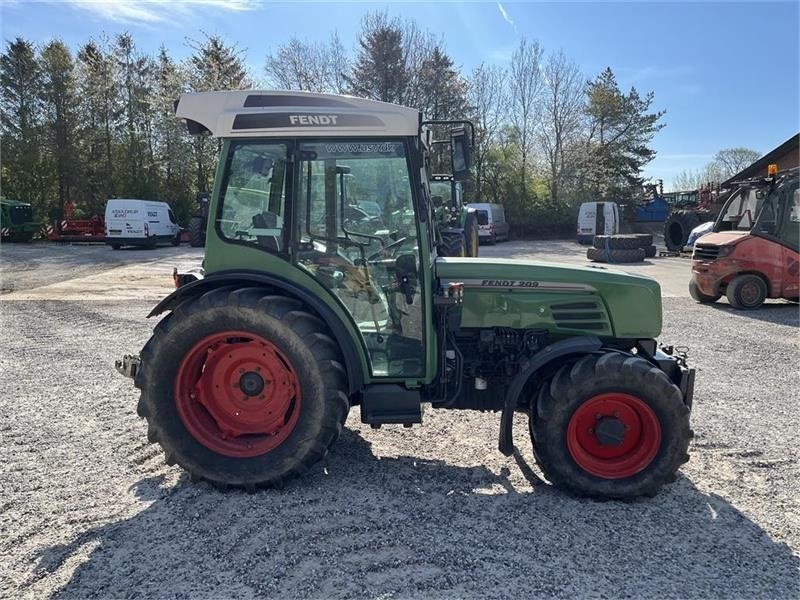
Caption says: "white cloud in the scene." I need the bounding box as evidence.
[496,2,517,33]
[66,0,259,25]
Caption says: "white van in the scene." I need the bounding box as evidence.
[466,203,510,244]
[105,199,181,249]
[577,201,620,244]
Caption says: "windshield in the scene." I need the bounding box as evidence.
[429,181,452,208]
[718,187,766,231]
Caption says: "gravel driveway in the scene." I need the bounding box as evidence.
[1,242,798,598]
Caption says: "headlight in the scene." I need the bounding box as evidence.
[717,245,735,258]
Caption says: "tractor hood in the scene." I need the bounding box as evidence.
[694,230,749,246]
[435,257,662,339]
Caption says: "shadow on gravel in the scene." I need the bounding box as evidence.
[34,429,799,599]
[704,302,800,326]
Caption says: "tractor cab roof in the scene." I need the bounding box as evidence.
[175,90,421,139]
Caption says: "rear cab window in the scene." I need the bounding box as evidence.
[217,141,289,252]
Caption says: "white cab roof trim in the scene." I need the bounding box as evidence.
[175,90,421,138]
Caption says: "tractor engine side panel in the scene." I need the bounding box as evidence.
[458,290,613,337]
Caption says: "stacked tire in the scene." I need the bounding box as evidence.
[588,234,655,263]
[663,210,715,252]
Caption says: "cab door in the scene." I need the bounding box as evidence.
[293,138,427,379]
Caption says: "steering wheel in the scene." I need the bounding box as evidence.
[367,236,408,262]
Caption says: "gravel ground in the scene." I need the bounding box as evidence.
[1,241,798,598]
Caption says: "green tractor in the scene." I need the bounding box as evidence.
[0,198,39,243]
[117,91,694,499]
[430,174,479,257]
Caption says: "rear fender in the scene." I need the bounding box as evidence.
[148,270,365,394]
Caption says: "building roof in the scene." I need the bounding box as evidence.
[722,133,800,186]
[175,90,421,138]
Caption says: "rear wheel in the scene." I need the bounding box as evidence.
[135,288,349,488]
[171,232,181,246]
[726,274,767,310]
[689,279,720,303]
[188,215,206,247]
[531,353,691,499]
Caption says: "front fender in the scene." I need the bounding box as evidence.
[147,270,366,395]
[498,335,603,456]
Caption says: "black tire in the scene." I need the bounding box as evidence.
[145,235,157,250]
[188,215,206,248]
[633,233,653,247]
[663,211,701,252]
[726,274,767,310]
[644,245,657,258]
[439,230,467,257]
[592,234,641,250]
[134,288,350,489]
[587,246,646,263]
[171,232,181,247]
[689,279,720,303]
[530,352,691,499]
[576,234,593,245]
[111,244,121,250]
[464,213,479,257]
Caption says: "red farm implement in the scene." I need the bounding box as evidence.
[45,201,105,243]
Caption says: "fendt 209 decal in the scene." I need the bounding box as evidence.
[442,279,597,292]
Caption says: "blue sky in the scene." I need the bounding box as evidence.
[2,1,798,187]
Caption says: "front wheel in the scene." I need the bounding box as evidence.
[689,279,720,303]
[530,353,691,499]
[134,288,349,489]
[726,274,767,310]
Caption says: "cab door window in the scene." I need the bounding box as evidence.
[295,139,424,378]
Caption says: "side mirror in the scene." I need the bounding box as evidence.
[450,127,472,182]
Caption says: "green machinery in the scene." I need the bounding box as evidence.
[429,174,479,257]
[117,91,694,499]
[0,198,38,242]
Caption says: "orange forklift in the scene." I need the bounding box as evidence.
[689,165,799,309]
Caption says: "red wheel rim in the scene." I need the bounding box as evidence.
[175,331,301,458]
[567,393,661,479]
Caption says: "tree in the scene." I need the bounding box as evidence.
[509,38,545,198]
[76,39,119,213]
[154,47,193,223]
[186,34,251,193]
[113,33,156,199]
[1,38,44,209]
[539,50,584,208]
[584,67,665,199]
[345,12,408,103]
[39,40,80,213]
[417,46,467,120]
[468,63,507,200]
[265,33,349,93]
[710,147,761,180]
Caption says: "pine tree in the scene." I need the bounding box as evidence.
[345,13,408,103]
[76,39,118,214]
[584,67,665,199]
[39,40,79,214]
[1,38,44,210]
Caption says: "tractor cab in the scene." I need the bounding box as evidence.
[690,167,799,308]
